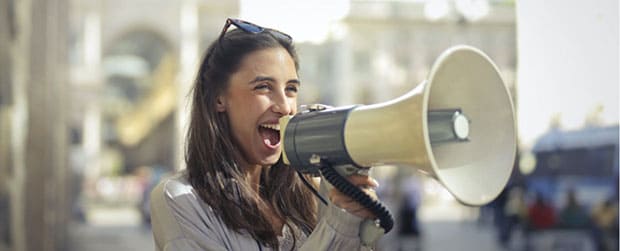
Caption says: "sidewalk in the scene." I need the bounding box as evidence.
[68,223,154,251]
[67,205,154,251]
[68,205,502,251]
[419,220,501,251]
[68,217,499,251]
[69,223,155,251]
[379,220,502,251]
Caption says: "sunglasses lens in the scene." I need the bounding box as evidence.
[268,30,292,42]
[223,19,292,43]
[234,20,263,33]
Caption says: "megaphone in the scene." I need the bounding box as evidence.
[279,45,516,207]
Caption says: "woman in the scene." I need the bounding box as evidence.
[150,18,380,251]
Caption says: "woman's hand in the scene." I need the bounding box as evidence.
[328,175,379,219]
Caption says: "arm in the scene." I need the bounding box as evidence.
[300,177,382,251]
[300,202,373,251]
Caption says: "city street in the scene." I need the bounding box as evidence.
[67,205,504,251]
[68,223,154,251]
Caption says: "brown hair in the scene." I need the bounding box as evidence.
[186,28,317,249]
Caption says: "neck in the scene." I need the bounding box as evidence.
[238,160,284,234]
[244,164,264,192]
[233,151,265,192]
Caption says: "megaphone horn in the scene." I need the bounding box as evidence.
[279,45,516,207]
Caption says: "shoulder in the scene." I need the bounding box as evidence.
[150,171,221,248]
[150,171,258,250]
[150,170,210,217]
[151,171,195,201]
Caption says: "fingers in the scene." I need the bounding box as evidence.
[329,175,379,199]
[331,197,376,218]
[345,174,379,188]
[328,175,380,219]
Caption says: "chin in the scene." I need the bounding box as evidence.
[259,153,281,166]
[265,156,281,165]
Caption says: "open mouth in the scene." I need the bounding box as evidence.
[258,123,281,148]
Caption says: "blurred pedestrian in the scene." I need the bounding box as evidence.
[558,189,589,229]
[491,185,508,231]
[527,192,556,230]
[137,164,170,229]
[522,192,556,250]
[590,198,618,251]
[498,186,527,248]
[0,188,9,246]
[398,175,422,251]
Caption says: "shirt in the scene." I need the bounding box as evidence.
[150,171,374,251]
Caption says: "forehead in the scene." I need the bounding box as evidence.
[233,47,297,79]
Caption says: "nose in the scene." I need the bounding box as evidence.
[272,92,294,116]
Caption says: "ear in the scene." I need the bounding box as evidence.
[215,95,226,112]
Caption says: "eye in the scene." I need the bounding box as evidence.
[254,83,271,91]
[286,85,299,93]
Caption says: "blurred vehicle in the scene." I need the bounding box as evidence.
[522,125,618,251]
[526,125,618,208]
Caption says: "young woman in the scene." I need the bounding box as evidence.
[150,18,379,251]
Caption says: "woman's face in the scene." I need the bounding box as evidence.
[217,47,299,168]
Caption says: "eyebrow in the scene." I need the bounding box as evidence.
[248,76,301,85]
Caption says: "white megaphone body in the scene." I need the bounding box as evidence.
[279,45,516,207]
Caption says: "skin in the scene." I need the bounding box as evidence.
[217,47,379,225]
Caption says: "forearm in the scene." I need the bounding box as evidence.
[300,203,374,251]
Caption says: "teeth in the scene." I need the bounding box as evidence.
[260,124,280,131]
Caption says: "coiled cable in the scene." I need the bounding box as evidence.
[317,159,394,233]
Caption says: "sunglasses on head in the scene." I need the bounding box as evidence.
[218,18,292,44]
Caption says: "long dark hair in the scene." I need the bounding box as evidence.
[186,28,318,248]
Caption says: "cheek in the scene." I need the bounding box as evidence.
[290,98,298,113]
[243,97,270,116]
[231,97,268,124]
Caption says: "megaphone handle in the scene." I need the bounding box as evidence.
[316,159,394,234]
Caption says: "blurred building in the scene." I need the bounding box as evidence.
[0,0,517,251]
[300,1,516,107]
[1,0,72,250]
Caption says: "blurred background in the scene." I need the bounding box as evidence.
[0,0,617,250]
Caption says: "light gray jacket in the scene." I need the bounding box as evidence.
[150,171,374,251]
